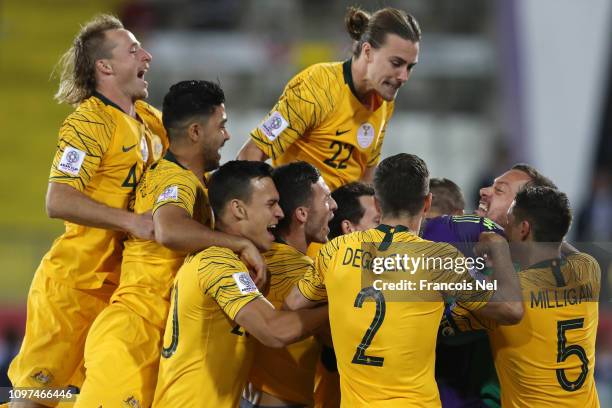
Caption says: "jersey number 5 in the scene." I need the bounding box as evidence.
[556,318,589,391]
[351,286,385,367]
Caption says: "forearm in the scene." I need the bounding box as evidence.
[237,139,268,161]
[46,182,134,231]
[158,216,251,253]
[483,247,523,324]
[264,305,329,347]
[361,166,376,184]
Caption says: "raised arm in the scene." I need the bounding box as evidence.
[154,204,267,287]
[473,232,524,325]
[237,139,269,161]
[46,182,154,240]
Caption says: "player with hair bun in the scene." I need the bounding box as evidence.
[238,6,421,190]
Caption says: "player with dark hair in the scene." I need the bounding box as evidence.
[445,187,600,407]
[75,80,267,407]
[427,178,465,218]
[244,161,336,408]
[329,182,380,240]
[284,153,523,407]
[476,163,556,228]
[314,181,381,408]
[153,161,329,408]
[9,15,166,407]
[238,6,421,190]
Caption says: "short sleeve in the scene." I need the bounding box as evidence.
[49,109,115,191]
[152,172,199,217]
[249,65,340,160]
[197,248,263,320]
[297,240,338,302]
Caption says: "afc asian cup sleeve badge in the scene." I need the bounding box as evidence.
[357,122,375,149]
[58,146,86,175]
[259,111,289,141]
[232,272,258,294]
[140,135,149,163]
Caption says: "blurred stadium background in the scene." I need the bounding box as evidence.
[0,0,610,402]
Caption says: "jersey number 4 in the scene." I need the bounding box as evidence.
[556,318,589,391]
[324,142,354,169]
[351,286,385,367]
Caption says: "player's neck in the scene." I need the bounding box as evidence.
[351,57,377,109]
[170,145,206,184]
[279,227,308,254]
[380,215,422,235]
[520,242,562,269]
[95,86,136,118]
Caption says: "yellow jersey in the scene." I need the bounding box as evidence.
[249,241,321,405]
[297,224,491,407]
[250,60,394,190]
[43,93,167,288]
[111,150,212,329]
[446,252,600,407]
[153,246,263,408]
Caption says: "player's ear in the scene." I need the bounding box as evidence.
[341,220,353,235]
[362,42,373,62]
[186,121,201,143]
[520,220,532,241]
[229,199,247,220]
[422,192,433,215]
[295,206,308,224]
[96,59,113,75]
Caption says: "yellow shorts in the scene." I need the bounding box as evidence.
[8,268,114,407]
[75,303,162,408]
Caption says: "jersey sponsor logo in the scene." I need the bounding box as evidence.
[357,122,375,148]
[232,272,258,294]
[336,129,350,136]
[122,143,137,152]
[58,146,86,175]
[157,185,178,203]
[140,135,149,162]
[259,111,289,141]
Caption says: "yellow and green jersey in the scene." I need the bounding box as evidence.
[250,60,394,190]
[446,252,600,407]
[298,225,491,407]
[249,241,321,405]
[111,150,213,329]
[43,93,167,288]
[153,247,263,408]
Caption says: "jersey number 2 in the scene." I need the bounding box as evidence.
[556,318,589,391]
[351,286,385,367]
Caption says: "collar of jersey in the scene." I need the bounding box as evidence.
[376,224,409,234]
[524,257,566,271]
[92,91,126,114]
[342,59,361,102]
[164,149,187,170]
